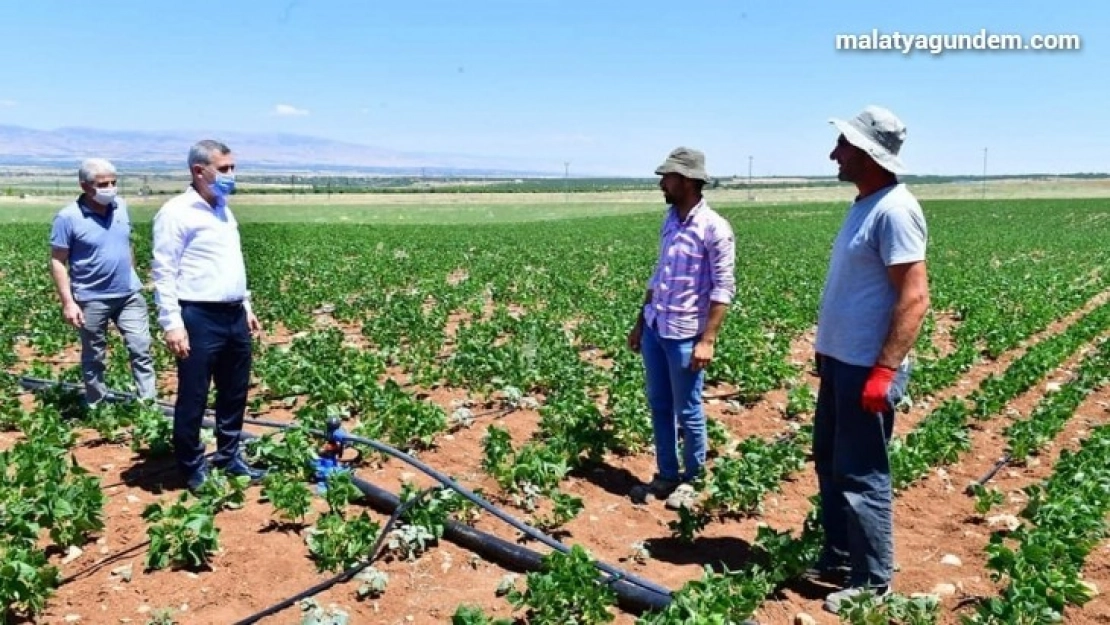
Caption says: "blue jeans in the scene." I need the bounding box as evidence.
[813,354,909,587]
[78,292,156,405]
[174,301,252,473]
[641,323,706,482]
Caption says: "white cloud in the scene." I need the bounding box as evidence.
[273,103,309,117]
[0,99,16,107]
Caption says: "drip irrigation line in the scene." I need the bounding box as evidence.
[230,486,437,625]
[967,454,1012,492]
[60,540,151,585]
[18,374,674,614]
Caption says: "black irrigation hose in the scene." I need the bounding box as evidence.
[967,454,1013,492]
[59,540,152,585]
[228,416,672,611]
[231,486,437,625]
[18,375,674,614]
[336,432,672,612]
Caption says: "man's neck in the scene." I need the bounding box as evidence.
[854,176,897,202]
[674,196,702,221]
[191,182,220,209]
[81,195,110,216]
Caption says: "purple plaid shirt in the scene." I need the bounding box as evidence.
[644,200,736,340]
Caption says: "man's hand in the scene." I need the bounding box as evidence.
[861,365,897,413]
[247,312,262,335]
[62,302,84,329]
[691,338,715,371]
[165,328,190,359]
[627,320,643,353]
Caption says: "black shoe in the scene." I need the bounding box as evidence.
[804,551,852,584]
[804,562,851,584]
[217,455,267,482]
[185,464,209,493]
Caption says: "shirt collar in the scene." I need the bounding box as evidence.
[186,184,225,213]
[668,198,707,226]
[77,195,115,216]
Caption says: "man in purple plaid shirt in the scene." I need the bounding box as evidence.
[628,147,736,510]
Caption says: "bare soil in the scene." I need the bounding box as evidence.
[8,309,1110,625]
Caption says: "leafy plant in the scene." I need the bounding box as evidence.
[508,544,616,624]
[969,484,1006,515]
[262,472,314,525]
[0,540,60,621]
[452,604,513,625]
[143,494,220,571]
[305,511,380,573]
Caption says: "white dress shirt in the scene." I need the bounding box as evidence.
[151,186,252,331]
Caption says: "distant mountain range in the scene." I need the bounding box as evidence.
[0,125,558,176]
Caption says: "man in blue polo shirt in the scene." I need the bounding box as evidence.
[49,158,156,406]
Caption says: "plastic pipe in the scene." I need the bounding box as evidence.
[18,375,674,614]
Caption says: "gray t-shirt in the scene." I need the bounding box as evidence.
[50,197,142,302]
[814,183,927,367]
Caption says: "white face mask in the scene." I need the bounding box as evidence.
[93,187,118,205]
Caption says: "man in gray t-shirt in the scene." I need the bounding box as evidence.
[809,106,931,614]
[49,158,156,406]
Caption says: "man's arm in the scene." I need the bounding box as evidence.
[627,289,653,353]
[860,260,930,413]
[151,211,185,332]
[875,261,930,369]
[151,208,193,358]
[49,247,84,328]
[701,301,729,343]
[692,221,736,370]
[49,247,73,306]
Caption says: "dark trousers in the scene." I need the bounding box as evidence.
[174,301,252,473]
[813,354,909,587]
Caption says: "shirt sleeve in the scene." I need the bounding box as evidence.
[151,208,186,332]
[707,218,736,304]
[49,211,71,250]
[878,204,928,266]
[646,221,666,291]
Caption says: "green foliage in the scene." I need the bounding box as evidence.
[305,511,381,573]
[142,494,220,571]
[969,484,1006,515]
[261,471,314,525]
[452,604,513,625]
[838,591,940,624]
[508,544,617,625]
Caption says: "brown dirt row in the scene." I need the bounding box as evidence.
[8,289,1110,624]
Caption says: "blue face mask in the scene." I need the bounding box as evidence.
[209,173,236,201]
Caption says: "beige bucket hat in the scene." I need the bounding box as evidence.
[829,106,908,174]
[654,146,711,182]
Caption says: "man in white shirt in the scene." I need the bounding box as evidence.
[152,140,264,491]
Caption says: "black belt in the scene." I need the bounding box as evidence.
[179,300,243,311]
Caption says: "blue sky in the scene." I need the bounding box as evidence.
[0,1,1102,176]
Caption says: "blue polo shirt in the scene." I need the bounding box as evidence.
[50,196,142,302]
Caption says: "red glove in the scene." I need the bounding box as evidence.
[862,366,897,413]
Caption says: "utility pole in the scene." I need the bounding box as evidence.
[563,161,570,202]
[747,155,754,201]
[981,147,988,199]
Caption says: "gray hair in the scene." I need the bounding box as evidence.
[78,158,117,184]
[187,140,232,169]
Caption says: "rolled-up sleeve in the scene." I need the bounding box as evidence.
[707,219,736,304]
[151,209,185,331]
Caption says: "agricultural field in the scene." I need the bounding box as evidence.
[2,194,1110,625]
